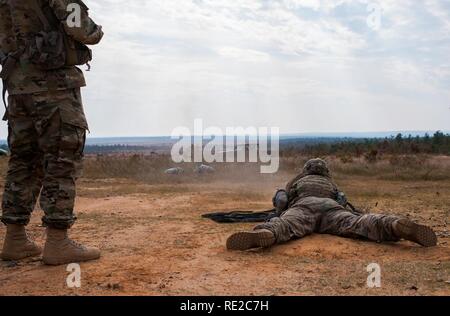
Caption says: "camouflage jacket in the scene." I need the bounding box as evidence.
[0,0,103,95]
[0,0,16,58]
[287,174,339,206]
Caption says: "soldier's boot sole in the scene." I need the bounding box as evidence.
[42,247,101,266]
[226,230,275,251]
[394,219,437,247]
[42,252,101,266]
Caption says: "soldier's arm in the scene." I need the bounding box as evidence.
[0,1,16,60]
[332,182,348,207]
[272,189,289,214]
[48,0,104,45]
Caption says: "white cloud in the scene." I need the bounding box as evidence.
[217,47,271,62]
[1,0,449,139]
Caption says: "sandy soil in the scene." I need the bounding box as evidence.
[0,176,449,296]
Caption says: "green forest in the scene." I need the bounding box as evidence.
[282,131,450,158]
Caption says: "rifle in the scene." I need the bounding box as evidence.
[202,208,280,223]
[202,201,365,224]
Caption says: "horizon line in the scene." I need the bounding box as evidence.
[1,129,449,143]
[85,129,449,139]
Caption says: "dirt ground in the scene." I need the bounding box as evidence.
[0,173,449,296]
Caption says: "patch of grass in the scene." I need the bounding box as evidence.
[2,152,450,186]
[80,154,450,185]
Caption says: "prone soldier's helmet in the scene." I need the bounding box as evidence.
[303,158,330,177]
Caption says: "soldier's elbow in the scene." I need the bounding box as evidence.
[65,24,104,45]
[83,26,104,45]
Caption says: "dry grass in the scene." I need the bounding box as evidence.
[2,153,450,186]
[82,154,282,185]
[281,154,450,181]
[81,154,450,184]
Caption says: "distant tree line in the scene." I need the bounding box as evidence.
[2,132,449,157]
[84,144,153,154]
[289,131,450,157]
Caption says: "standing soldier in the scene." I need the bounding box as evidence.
[0,0,103,265]
[227,158,438,250]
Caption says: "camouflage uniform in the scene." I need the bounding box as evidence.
[0,0,103,228]
[255,159,401,243]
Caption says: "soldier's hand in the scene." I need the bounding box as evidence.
[85,25,104,45]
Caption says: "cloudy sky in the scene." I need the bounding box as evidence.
[3,0,450,138]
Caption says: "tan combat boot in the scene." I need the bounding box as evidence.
[43,228,100,265]
[393,219,437,247]
[226,229,276,251]
[1,224,42,261]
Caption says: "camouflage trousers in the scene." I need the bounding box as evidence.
[1,89,88,229]
[255,197,401,243]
